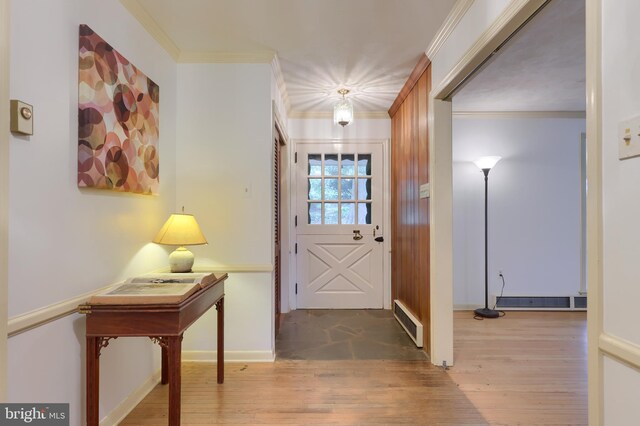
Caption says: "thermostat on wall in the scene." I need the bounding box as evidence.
[419,183,430,199]
[10,100,33,135]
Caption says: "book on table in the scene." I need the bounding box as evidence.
[89,272,218,305]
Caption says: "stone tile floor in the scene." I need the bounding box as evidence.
[275,309,427,361]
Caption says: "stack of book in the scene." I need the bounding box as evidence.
[89,272,217,305]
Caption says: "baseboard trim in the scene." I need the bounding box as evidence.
[183,350,275,363]
[453,304,478,311]
[100,369,161,426]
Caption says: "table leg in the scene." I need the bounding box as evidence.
[161,345,169,384]
[216,298,224,384]
[86,337,99,426]
[167,335,182,426]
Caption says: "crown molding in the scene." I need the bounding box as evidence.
[271,54,291,113]
[119,0,181,61]
[433,0,548,100]
[426,0,474,60]
[289,111,390,120]
[452,110,586,119]
[179,50,276,64]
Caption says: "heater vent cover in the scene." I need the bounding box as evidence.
[493,295,587,311]
[393,300,423,347]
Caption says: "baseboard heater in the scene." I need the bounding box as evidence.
[393,300,423,347]
[493,295,587,311]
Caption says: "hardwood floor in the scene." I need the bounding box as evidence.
[449,311,587,425]
[121,311,586,425]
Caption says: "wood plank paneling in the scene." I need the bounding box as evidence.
[390,64,431,353]
[388,54,431,118]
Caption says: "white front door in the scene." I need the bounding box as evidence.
[296,142,384,308]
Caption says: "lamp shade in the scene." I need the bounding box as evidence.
[153,213,207,246]
[333,88,354,127]
[473,156,502,171]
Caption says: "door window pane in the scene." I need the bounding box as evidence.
[341,203,355,224]
[357,178,371,200]
[325,203,339,224]
[325,178,339,200]
[341,178,355,200]
[358,203,372,224]
[308,154,321,176]
[341,154,355,176]
[304,150,374,225]
[308,203,322,224]
[325,154,339,176]
[358,154,372,175]
[308,178,322,200]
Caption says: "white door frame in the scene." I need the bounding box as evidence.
[289,139,392,311]
[428,0,603,423]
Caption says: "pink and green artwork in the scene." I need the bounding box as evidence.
[78,24,160,194]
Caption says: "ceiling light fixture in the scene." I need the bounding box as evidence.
[333,89,354,127]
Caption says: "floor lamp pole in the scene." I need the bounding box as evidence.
[475,166,499,318]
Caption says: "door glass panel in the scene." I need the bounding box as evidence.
[325,178,339,200]
[308,178,322,200]
[308,154,322,176]
[358,203,372,224]
[325,203,339,224]
[341,154,355,176]
[325,154,339,176]
[304,149,375,225]
[308,203,322,224]
[358,154,372,176]
[341,203,355,224]
[357,178,371,200]
[341,178,354,200]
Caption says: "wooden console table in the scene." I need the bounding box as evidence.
[80,273,228,426]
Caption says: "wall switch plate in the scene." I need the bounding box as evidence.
[419,183,430,199]
[10,100,33,135]
[618,116,640,160]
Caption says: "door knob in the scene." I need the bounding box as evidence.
[375,236,384,242]
[353,230,363,240]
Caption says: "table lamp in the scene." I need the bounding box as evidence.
[153,212,208,272]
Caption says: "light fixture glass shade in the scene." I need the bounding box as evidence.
[334,97,354,127]
[473,156,502,171]
[153,213,208,246]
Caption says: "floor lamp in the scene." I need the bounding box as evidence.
[473,156,501,318]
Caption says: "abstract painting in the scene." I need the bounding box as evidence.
[78,24,160,194]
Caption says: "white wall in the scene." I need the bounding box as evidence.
[452,116,585,307]
[601,0,640,422]
[288,118,390,140]
[8,0,177,423]
[176,63,275,359]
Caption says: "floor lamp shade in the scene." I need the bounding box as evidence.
[474,156,501,171]
[153,213,208,272]
[474,156,501,319]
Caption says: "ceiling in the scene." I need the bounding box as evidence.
[128,0,457,114]
[453,0,586,112]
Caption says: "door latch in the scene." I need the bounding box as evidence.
[352,230,363,240]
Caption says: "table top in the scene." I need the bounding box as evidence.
[82,273,227,337]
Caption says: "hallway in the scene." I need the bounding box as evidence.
[122,311,586,425]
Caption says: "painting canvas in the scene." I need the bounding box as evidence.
[78,24,160,194]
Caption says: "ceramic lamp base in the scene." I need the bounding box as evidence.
[169,246,194,272]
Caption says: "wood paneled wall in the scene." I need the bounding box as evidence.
[390,58,431,353]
